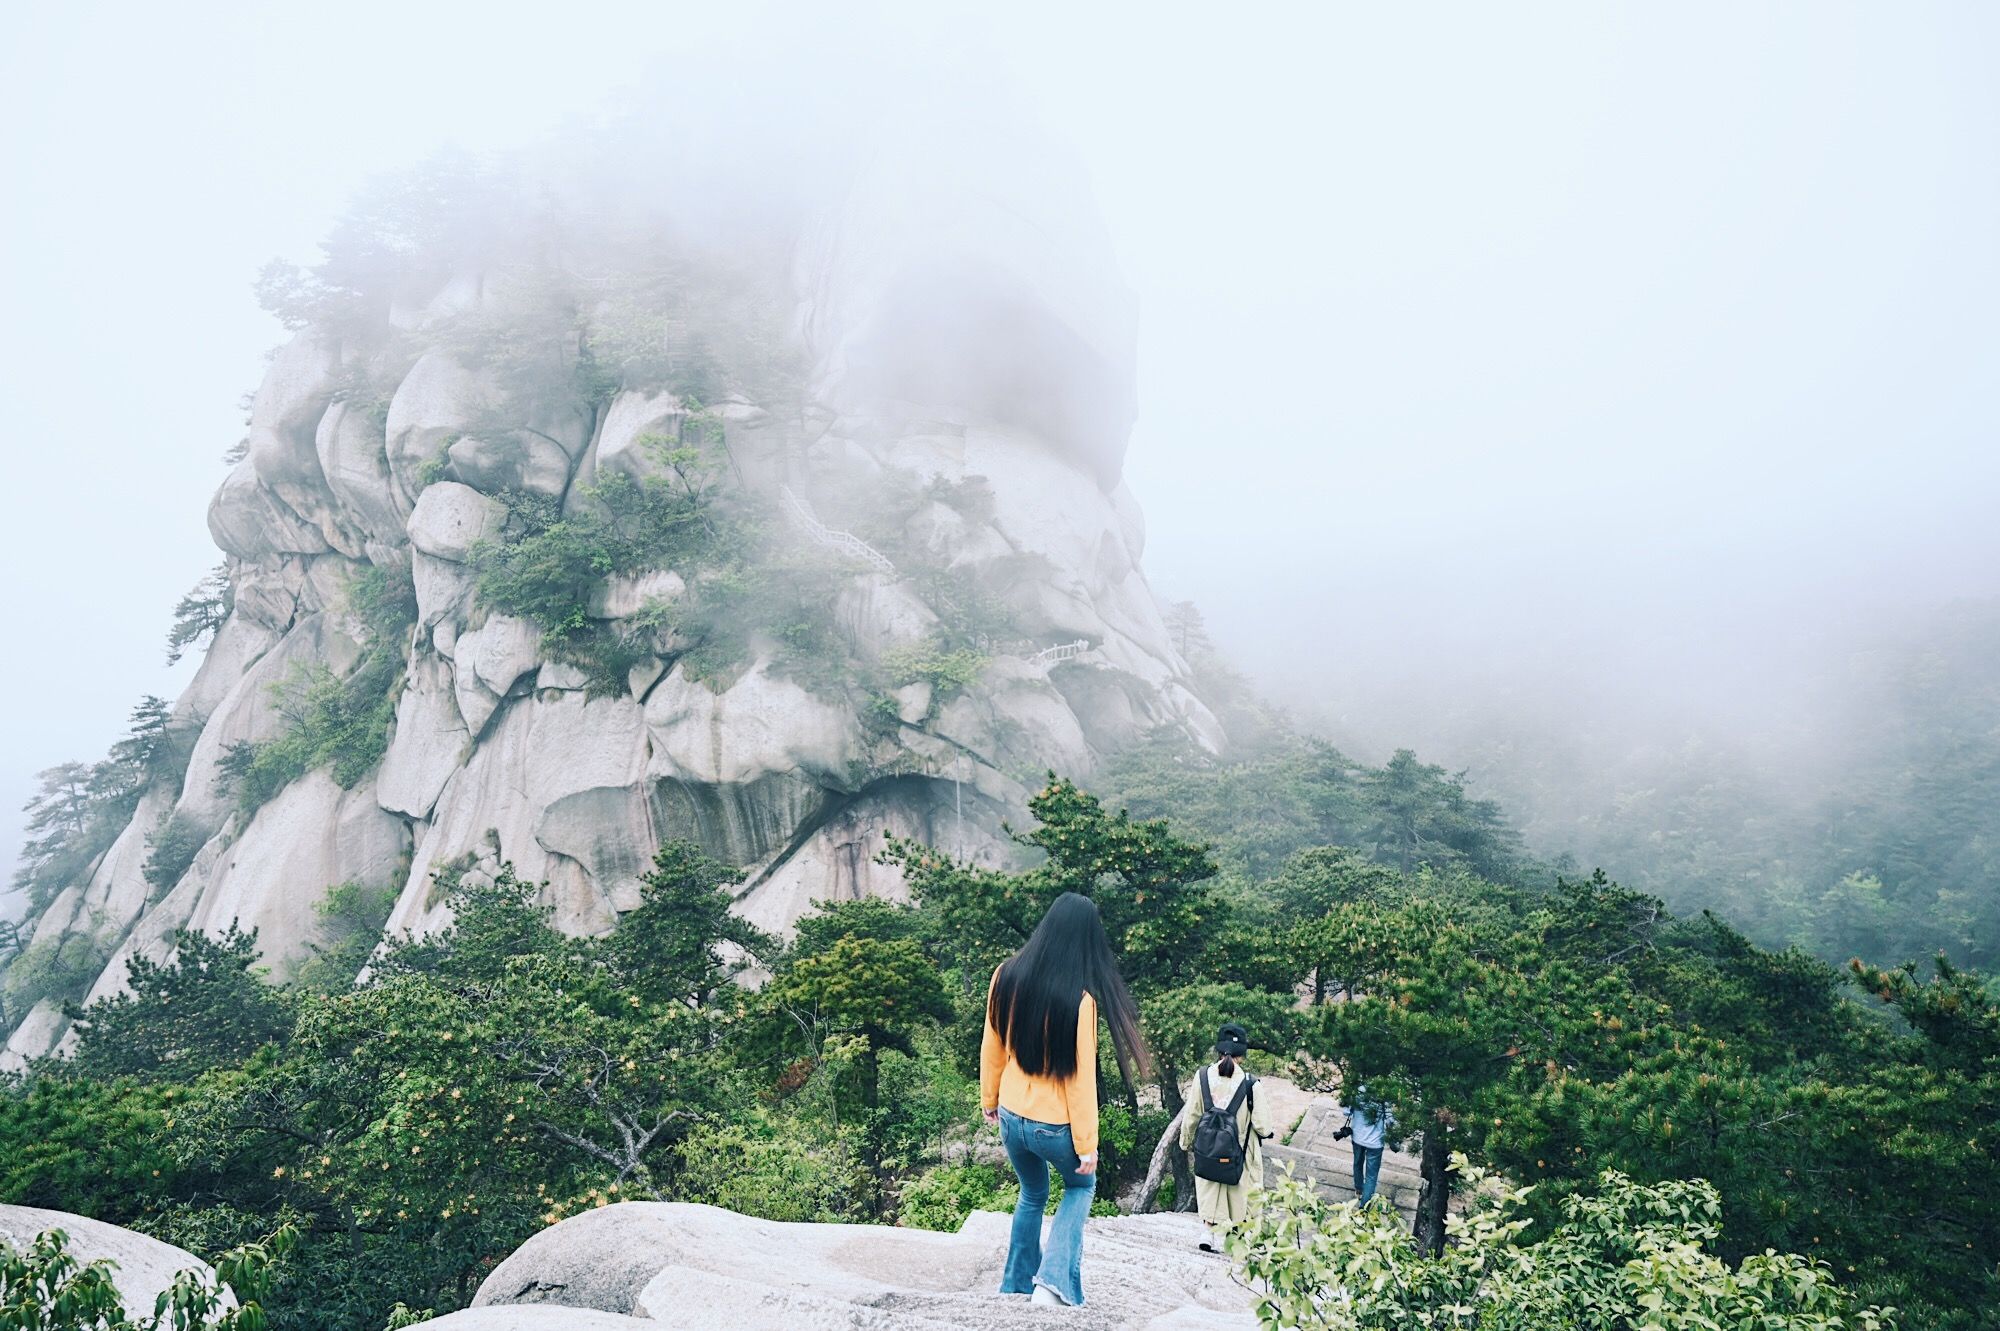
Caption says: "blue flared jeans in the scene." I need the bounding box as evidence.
[997,1107,1094,1306]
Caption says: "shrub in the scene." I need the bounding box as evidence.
[881,639,987,705]
[1228,1160,1896,1331]
[65,927,290,1082]
[1,934,111,1021]
[141,812,208,898]
[292,881,399,994]
[224,665,396,811]
[223,567,414,813]
[0,1077,179,1224]
[896,1162,1010,1232]
[0,1221,295,1331]
[673,1119,867,1223]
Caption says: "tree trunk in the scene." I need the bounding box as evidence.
[1413,1128,1451,1256]
[1130,1104,1187,1213]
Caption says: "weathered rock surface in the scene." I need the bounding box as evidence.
[0,1205,224,1317]
[3,118,1227,1064]
[462,1203,1255,1330]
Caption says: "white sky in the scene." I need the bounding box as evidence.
[4,2,1997,897]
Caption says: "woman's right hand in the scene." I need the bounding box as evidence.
[983,1107,1000,1126]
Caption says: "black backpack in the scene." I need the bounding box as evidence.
[1190,1067,1256,1185]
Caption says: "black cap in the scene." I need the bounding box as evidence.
[1215,1023,1249,1058]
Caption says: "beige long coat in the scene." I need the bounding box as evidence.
[1178,1061,1272,1225]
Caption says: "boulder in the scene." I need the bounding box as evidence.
[385,351,487,503]
[408,1311,644,1331]
[386,690,651,939]
[209,461,330,559]
[589,389,683,485]
[316,399,408,539]
[378,652,471,819]
[460,614,543,696]
[645,662,861,789]
[413,552,477,631]
[832,576,939,659]
[453,664,503,739]
[586,569,685,620]
[466,1202,1256,1329]
[733,778,1010,939]
[407,482,508,562]
[536,660,592,692]
[0,1001,69,1073]
[0,1205,223,1318]
[447,431,574,499]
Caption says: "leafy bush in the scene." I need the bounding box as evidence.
[0,1078,180,1226]
[470,465,746,688]
[0,1221,295,1331]
[1229,1161,1895,1331]
[881,640,987,705]
[291,881,399,994]
[141,813,208,898]
[673,1119,868,1223]
[1,935,111,1021]
[223,567,415,813]
[222,665,395,811]
[896,1162,1010,1231]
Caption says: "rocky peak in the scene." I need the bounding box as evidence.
[2,130,1222,1066]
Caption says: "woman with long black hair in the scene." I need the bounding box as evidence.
[980,891,1149,1307]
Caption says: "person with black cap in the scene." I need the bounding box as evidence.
[1177,1022,1272,1250]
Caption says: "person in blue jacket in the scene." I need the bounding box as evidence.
[1333,1087,1395,1205]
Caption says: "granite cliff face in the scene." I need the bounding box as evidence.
[2,125,1221,1066]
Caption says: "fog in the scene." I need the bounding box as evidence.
[4,2,1998,918]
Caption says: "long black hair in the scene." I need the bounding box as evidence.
[989,892,1149,1085]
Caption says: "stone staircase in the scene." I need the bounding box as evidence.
[1264,1098,1424,1224]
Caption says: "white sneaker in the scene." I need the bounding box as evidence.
[1031,1284,1065,1307]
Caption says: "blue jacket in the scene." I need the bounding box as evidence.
[1338,1095,1395,1150]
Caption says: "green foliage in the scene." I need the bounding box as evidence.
[0,1078,179,1226]
[1092,731,1528,887]
[879,640,987,705]
[5,752,1992,1330]
[1229,1161,1894,1331]
[223,567,415,813]
[1470,600,2000,971]
[0,1222,295,1331]
[291,882,399,994]
[673,1117,868,1223]
[11,700,198,917]
[165,566,233,667]
[468,462,768,690]
[604,840,769,1007]
[140,814,207,899]
[1,936,111,1025]
[895,1162,1010,1232]
[65,928,289,1083]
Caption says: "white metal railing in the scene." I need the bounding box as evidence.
[1026,639,1091,667]
[779,485,898,577]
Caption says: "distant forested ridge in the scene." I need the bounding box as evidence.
[1306,598,2000,972]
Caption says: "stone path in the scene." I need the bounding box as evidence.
[1268,1096,1425,1223]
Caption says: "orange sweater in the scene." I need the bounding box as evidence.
[980,966,1101,1155]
